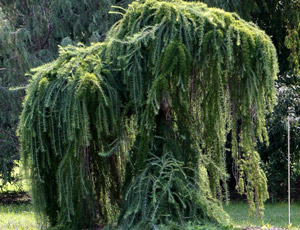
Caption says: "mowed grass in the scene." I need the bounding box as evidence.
[225,202,300,229]
[0,204,38,230]
[0,201,299,229]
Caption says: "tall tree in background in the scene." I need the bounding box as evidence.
[0,7,31,186]
[259,75,300,200]
[19,0,278,229]
[0,0,129,187]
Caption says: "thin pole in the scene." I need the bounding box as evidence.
[288,117,291,225]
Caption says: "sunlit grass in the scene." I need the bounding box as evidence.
[0,200,300,229]
[225,202,300,229]
[0,204,38,230]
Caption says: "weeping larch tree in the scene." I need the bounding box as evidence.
[18,0,278,229]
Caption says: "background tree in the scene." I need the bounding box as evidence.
[19,0,278,229]
[260,75,300,200]
[0,0,130,188]
[0,7,31,187]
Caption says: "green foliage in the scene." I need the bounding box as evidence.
[204,0,300,75]
[0,0,130,188]
[18,0,278,229]
[259,75,300,200]
[285,23,300,75]
[202,0,300,202]
[1,0,299,206]
[119,153,230,229]
[203,0,258,21]
[19,43,131,228]
[0,8,30,188]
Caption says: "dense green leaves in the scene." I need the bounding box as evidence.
[18,0,278,229]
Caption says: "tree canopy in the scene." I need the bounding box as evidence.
[18,0,278,229]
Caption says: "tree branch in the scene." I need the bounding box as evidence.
[40,22,52,50]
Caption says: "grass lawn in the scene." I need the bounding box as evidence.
[225,202,300,229]
[0,201,299,229]
[0,204,38,230]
